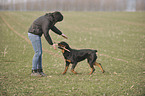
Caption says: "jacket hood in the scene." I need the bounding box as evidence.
[52,11,63,22]
[45,13,54,22]
[45,11,63,23]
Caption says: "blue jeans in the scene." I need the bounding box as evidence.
[28,33,42,70]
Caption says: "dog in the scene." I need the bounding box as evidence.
[58,41,105,75]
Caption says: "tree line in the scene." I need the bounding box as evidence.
[0,0,145,11]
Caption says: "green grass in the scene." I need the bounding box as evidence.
[0,11,145,96]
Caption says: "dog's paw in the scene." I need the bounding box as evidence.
[71,70,77,74]
[62,72,66,75]
[102,70,105,73]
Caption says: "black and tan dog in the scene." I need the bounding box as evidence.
[58,41,105,75]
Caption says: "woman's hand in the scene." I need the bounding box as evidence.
[61,34,68,39]
[52,44,58,50]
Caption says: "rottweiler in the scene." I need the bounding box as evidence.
[58,41,105,75]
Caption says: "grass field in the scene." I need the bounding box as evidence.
[0,11,145,96]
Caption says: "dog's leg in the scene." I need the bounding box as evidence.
[62,66,69,75]
[94,62,105,73]
[62,61,70,75]
[71,63,77,74]
[89,65,95,75]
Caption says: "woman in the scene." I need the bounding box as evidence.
[28,11,67,76]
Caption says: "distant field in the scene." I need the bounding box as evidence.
[0,11,145,96]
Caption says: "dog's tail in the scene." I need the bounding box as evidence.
[95,50,98,55]
[95,50,97,52]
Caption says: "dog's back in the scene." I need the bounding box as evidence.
[70,49,97,63]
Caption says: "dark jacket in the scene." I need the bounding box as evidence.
[28,13,63,45]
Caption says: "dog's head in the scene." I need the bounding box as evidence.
[58,41,71,52]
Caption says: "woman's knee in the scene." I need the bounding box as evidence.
[35,50,42,56]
